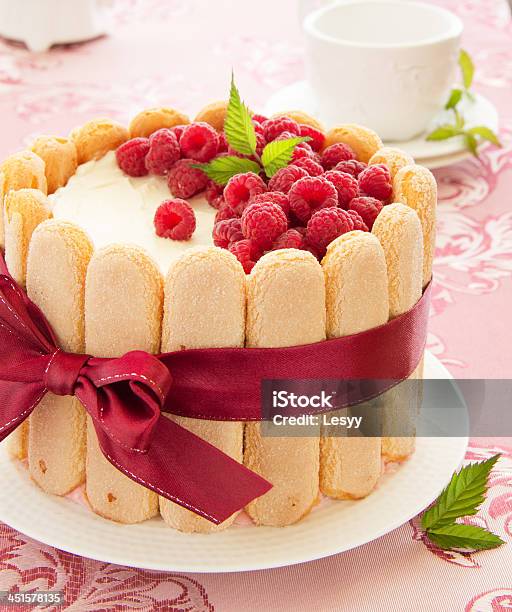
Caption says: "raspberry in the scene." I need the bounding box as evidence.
[323,170,359,209]
[116,138,150,177]
[252,113,268,125]
[272,229,305,251]
[321,143,356,170]
[255,132,266,156]
[213,218,244,248]
[349,196,382,230]
[292,225,307,236]
[334,159,367,178]
[263,116,300,141]
[241,201,288,250]
[299,124,325,152]
[154,199,196,240]
[346,209,369,232]
[292,157,324,177]
[205,180,224,209]
[229,239,259,273]
[179,122,219,162]
[145,129,180,175]
[215,201,237,222]
[291,144,315,162]
[167,159,208,199]
[217,132,228,153]
[224,172,267,215]
[268,165,308,194]
[358,164,392,201]
[288,176,338,223]
[306,207,354,255]
[253,121,265,137]
[250,191,290,217]
[171,124,187,142]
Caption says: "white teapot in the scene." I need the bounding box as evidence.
[0,0,108,52]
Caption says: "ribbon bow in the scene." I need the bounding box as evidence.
[0,270,271,524]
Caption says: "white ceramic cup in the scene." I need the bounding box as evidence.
[0,0,106,52]
[303,0,463,141]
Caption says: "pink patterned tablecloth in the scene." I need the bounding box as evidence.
[1,1,511,610]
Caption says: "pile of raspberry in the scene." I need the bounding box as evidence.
[115,114,393,271]
[211,115,393,273]
[116,120,228,241]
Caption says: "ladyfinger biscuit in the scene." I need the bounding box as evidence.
[369,147,414,179]
[31,136,78,194]
[70,119,128,165]
[244,249,325,526]
[373,204,423,461]
[129,107,190,138]
[322,124,383,163]
[194,101,228,132]
[26,220,93,494]
[84,245,162,523]
[0,151,47,247]
[4,189,51,287]
[271,110,324,131]
[320,231,389,499]
[159,247,246,533]
[393,164,437,287]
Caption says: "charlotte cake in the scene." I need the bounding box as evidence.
[2,101,437,532]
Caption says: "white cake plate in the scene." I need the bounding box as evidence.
[0,351,468,573]
[265,81,499,169]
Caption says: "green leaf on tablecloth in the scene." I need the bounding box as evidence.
[193,156,261,185]
[427,524,505,551]
[261,136,310,177]
[465,133,479,157]
[224,73,257,157]
[459,49,475,90]
[467,126,501,146]
[445,88,463,110]
[426,125,461,141]
[427,49,501,157]
[422,454,501,532]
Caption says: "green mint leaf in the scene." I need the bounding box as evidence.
[445,88,463,110]
[465,132,479,157]
[224,74,257,157]
[427,524,505,551]
[426,125,461,141]
[422,454,501,531]
[261,136,310,177]
[454,108,465,129]
[467,126,502,146]
[193,156,261,186]
[459,49,475,90]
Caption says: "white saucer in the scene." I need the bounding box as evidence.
[0,352,468,573]
[265,81,499,169]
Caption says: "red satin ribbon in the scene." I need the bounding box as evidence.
[0,254,431,524]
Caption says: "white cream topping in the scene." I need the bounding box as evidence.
[49,151,216,273]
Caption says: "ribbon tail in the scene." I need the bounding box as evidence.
[0,386,47,442]
[93,414,272,524]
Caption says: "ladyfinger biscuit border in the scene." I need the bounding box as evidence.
[159,246,246,533]
[369,146,415,179]
[393,164,437,287]
[26,219,93,494]
[71,119,128,165]
[194,101,228,132]
[322,123,383,163]
[244,249,325,526]
[84,244,162,523]
[129,107,190,138]
[31,135,78,194]
[4,188,51,287]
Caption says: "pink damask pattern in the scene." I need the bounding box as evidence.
[0,0,511,610]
